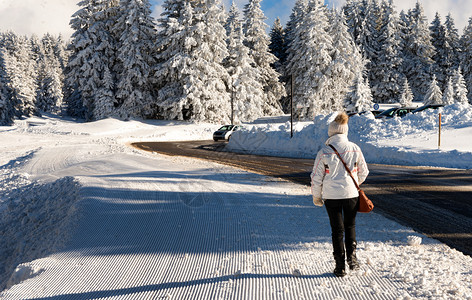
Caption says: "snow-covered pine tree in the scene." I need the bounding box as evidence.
[226,2,240,37]
[430,13,460,90]
[281,0,308,112]
[402,2,435,101]
[36,34,65,113]
[399,77,413,107]
[283,0,308,69]
[369,0,403,104]
[243,0,284,116]
[114,0,157,119]
[94,65,114,118]
[37,64,64,113]
[325,10,366,112]
[444,14,461,73]
[0,32,37,118]
[0,47,14,125]
[424,75,443,105]
[344,72,374,114]
[155,0,231,123]
[430,13,445,83]
[225,15,265,123]
[65,0,119,120]
[269,17,286,74]
[343,0,364,41]
[155,0,193,120]
[460,17,472,102]
[285,0,333,119]
[344,0,381,80]
[452,68,468,104]
[53,35,69,71]
[65,0,96,119]
[442,77,454,105]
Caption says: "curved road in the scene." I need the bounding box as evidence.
[132,140,472,256]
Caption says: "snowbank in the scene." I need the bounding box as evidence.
[227,103,472,169]
[0,154,81,290]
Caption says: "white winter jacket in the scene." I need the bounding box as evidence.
[311,134,369,200]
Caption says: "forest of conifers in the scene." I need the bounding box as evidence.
[1,0,471,126]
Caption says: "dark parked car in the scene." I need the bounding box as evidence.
[411,104,444,114]
[375,107,416,119]
[213,125,239,141]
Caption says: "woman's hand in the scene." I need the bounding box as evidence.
[313,196,324,207]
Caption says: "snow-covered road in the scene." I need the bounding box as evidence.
[1,116,472,299]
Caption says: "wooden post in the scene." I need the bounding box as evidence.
[438,113,442,149]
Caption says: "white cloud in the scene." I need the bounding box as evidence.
[0,0,77,38]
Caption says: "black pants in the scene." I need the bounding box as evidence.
[325,197,359,256]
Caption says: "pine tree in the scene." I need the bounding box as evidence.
[344,72,374,114]
[1,32,37,118]
[429,12,447,88]
[65,0,119,120]
[36,34,65,113]
[284,0,308,73]
[0,47,14,125]
[225,16,265,123]
[94,65,114,118]
[285,0,333,119]
[226,2,240,37]
[269,17,286,73]
[444,13,460,72]
[460,17,472,102]
[430,13,460,90]
[369,0,403,103]
[243,0,284,116]
[452,68,468,104]
[325,10,366,112]
[399,78,413,107]
[156,0,231,123]
[442,77,454,105]
[403,2,435,101]
[114,0,157,119]
[282,0,308,112]
[424,75,443,105]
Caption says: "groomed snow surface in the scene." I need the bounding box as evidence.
[0,109,471,299]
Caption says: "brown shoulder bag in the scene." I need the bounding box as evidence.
[328,144,374,213]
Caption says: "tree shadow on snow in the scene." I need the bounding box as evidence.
[28,272,334,300]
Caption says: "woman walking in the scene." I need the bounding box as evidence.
[311,112,369,277]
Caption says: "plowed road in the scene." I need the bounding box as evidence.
[132,140,472,257]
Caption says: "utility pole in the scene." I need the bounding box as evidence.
[438,113,442,149]
[290,74,293,138]
[231,86,234,125]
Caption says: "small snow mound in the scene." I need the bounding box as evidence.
[292,269,302,277]
[407,236,422,246]
[5,264,44,290]
[233,270,242,277]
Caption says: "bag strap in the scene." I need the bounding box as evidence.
[328,144,360,191]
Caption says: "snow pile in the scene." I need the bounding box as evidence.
[228,103,472,169]
[0,153,81,291]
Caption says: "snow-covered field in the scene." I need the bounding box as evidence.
[1,112,472,299]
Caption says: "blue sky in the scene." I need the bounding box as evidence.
[0,0,471,38]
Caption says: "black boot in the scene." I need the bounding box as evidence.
[333,252,347,277]
[346,242,360,271]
